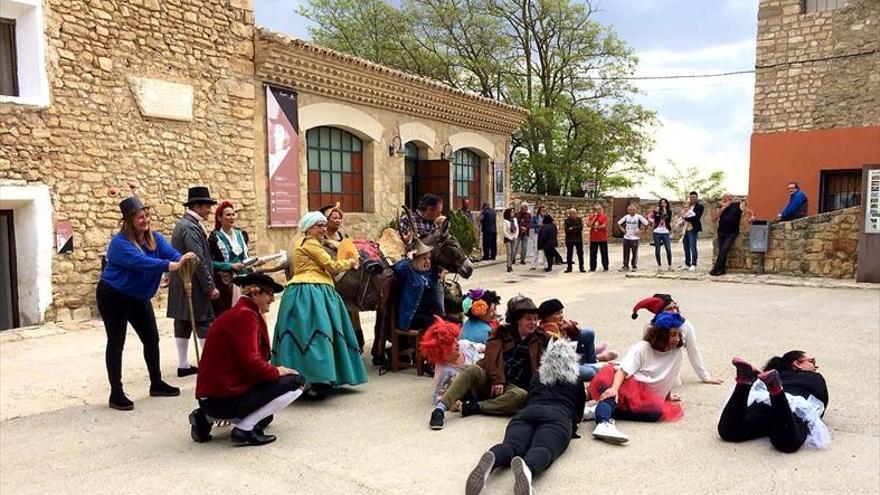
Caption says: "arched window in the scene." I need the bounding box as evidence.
[453,149,481,209]
[306,126,363,212]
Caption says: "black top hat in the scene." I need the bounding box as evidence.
[233,273,284,293]
[183,186,217,206]
[119,196,148,219]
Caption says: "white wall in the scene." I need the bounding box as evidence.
[0,183,53,325]
[0,0,50,107]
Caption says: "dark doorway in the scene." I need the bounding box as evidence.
[0,210,19,330]
[404,142,419,209]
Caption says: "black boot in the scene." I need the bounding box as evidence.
[149,380,181,397]
[189,408,213,443]
[109,389,134,411]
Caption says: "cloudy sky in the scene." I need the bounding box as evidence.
[253,0,758,198]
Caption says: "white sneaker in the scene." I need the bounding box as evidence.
[465,451,495,495]
[583,403,597,421]
[688,266,695,272]
[511,456,534,495]
[592,419,630,444]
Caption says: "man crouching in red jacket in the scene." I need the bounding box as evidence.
[189,273,304,446]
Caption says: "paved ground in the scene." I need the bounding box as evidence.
[2,242,879,494]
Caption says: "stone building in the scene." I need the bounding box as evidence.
[749,0,879,219]
[0,0,525,328]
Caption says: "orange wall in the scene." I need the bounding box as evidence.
[748,126,880,219]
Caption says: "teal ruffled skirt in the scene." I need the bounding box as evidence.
[272,283,368,386]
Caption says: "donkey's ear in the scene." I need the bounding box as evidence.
[442,216,451,232]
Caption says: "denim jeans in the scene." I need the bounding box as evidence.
[682,230,699,267]
[575,328,599,380]
[653,232,672,266]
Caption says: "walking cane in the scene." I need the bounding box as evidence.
[178,257,201,363]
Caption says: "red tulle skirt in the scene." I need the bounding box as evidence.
[588,366,683,422]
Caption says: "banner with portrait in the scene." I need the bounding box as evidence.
[266,86,301,227]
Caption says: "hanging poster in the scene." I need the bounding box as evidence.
[266,86,301,227]
[55,220,73,254]
[866,169,880,234]
[493,161,505,209]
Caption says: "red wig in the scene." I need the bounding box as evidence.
[214,200,235,231]
[420,316,461,365]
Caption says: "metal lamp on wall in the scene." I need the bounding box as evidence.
[388,135,404,157]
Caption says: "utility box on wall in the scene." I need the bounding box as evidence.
[749,220,772,253]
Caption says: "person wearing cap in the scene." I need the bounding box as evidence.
[429,295,548,430]
[167,186,220,378]
[393,238,443,331]
[538,298,618,381]
[460,289,501,344]
[630,294,722,386]
[271,211,366,401]
[208,200,262,316]
[189,273,305,446]
[97,196,194,410]
[584,312,689,444]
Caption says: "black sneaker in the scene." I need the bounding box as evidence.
[177,366,198,377]
[149,381,181,397]
[461,400,481,417]
[429,408,445,430]
[189,408,213,443]
[109,390,134,411]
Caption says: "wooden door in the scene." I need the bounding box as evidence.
[0,210,19,330]
[415,160,451,213]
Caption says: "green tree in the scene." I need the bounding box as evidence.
[299,0,657,197]
[652,160,727,200]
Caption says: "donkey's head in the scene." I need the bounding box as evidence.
[424,217,473,278]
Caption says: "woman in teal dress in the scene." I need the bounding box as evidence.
[272,211,367,400]
[209,201,263,315]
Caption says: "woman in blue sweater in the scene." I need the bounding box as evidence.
[98,197,196,410]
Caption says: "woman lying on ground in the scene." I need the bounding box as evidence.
[718,351,830,453]
[585,312,688,444]
[537,298,617,381]
[465,339,586,495]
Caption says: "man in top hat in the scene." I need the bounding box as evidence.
[168,186,220,377]
[189,273,305,446]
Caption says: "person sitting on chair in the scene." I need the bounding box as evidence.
[393,239,443,331]
[189,273,305,447]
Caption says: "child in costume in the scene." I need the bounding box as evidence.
[459,289,501,344]
[421,317,485,411]
[585,312,687,445]
[537,298,618,381]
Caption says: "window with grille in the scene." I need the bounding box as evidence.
[306,127,364,212]
[819,169,861,213]
[0,18,17,97]
[453,149,481,208]
[804,0,845,13]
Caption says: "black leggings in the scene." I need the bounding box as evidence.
[96,280,163,391]
[490,405,573,476]
[717,383,809,453]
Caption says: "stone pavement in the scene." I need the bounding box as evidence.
[1,243,879,494]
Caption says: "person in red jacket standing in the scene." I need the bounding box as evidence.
[189,273,305,446]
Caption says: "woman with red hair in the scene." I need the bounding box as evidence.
[421,317,484,410]
[208,201,262,315]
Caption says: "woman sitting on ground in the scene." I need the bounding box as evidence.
[393,239,444,331]
[465,339,586,495]
[718,351,829,453]
[420,317,485,411]
[537,298,618,381]
[585,312,688,444]
[460,289,501,344]
[632,293,724,385]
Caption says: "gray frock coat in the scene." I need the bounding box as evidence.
[167,213,216,322]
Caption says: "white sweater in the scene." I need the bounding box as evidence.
[503,218,519,241]
[641,319,711,382]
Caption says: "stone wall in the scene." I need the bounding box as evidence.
[723,207,861,278]
[0,0,258,321]
[754,0,880,133]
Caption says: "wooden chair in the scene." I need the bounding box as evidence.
[387,294,425,375]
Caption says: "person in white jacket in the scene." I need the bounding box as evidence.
[630,294,724,386]
[502,208,519,273]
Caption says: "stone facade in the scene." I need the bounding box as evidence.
[754,0,880,133]
[253,30,527,255]
[722,207,861,278]
[0,0,258,323]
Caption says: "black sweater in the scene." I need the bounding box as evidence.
[779,369,829,411]
[524,375,587,435]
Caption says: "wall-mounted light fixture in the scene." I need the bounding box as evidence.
[388,135,404,157]
[440,143,454,160]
